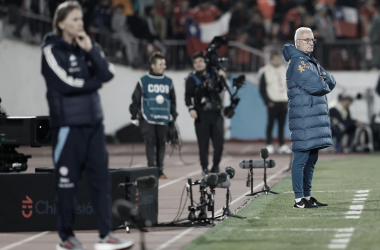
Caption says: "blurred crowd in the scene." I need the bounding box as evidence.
[1,0,380,69]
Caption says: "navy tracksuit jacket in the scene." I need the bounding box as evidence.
[41,33,115,240]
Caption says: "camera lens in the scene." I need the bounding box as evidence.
[36,119,52,145]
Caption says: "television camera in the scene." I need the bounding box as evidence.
[204,36,246,118]
[0,97,52,172]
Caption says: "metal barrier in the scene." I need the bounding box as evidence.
[0,10,266,72]
[2,10,380,72]
[1,9,52,44]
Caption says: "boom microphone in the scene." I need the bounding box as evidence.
[215,175,231,189]
[260,148,269,159]
[209,172,228,188]
[216,172,228,184]
[112,199,138,221]
[225,166,235,179]
[118,175,157,189]
[200,173,218,187]
[239,159,276,169]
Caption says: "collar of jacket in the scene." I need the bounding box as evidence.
[41,32,85,55]
[282,43,318,63]
[149,69,163,77]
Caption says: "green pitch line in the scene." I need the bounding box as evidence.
[182,155,380,250]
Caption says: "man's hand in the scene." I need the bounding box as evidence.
[268,102,275,108]
[189,109,198,119]
[75,31,93,52]
[320,71,327,80]
[131,119,139,126]
[218,69,226,78]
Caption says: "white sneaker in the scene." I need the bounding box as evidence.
[266,144,274,154]
[57,236,87,250]
[94,232,134,250]
[278,144,292,154]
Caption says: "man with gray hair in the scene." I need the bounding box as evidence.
[282,27,336,208]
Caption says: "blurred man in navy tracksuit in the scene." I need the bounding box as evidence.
[41,2,133,250]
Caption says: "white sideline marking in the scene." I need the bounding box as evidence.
[328,190,370,249]
[346,211,362,215]
[328,244,348,249]
[154,228,194,250]
[245,228,354,232]
[0,231,50,250]
[337,228,355,232]
[158,169,199,189]
[354,194,368,197]
[335,234,353,238]
[283,190,357,194]
[356,190,369,193]
[241,145,254,153]
[332,239,350,244]
[328,228,355,249]
[349,205,364,210]
[353,198,367,201]
[345,216,360,219]
[158,157,233,189]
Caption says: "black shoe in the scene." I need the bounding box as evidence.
[210,166,220,173]
[309,197,328,206]
[293,198,318,209]
[201,169,209,176]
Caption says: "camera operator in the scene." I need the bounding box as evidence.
[185,51,226,176]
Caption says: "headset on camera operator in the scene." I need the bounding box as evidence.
[185,51,226,176]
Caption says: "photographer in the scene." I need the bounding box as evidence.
[185,51,226,176]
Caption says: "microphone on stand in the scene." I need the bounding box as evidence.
[260,148,269,159]
[239,159,276,169]
[118,175,157,189]
[210,172,228,188]
[225,166,235,179]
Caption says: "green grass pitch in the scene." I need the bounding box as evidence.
[182,155,380,250]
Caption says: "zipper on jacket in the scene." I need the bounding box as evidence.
[310,96,313,107]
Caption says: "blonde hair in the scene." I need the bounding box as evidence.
[53,1,82,37]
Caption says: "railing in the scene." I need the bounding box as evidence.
[1,10,380,72]
[0,10,266,72]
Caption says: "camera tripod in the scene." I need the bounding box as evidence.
[215,188,245,220]
[158,178,219,227]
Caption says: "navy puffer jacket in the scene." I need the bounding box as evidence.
[282,44,336,152]
[41,33,114,128]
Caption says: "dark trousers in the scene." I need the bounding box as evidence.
[140,119,168,175]
[331,125,356,152]
[291,149,319,199]
[52,123,112,241]
[195,112,224,171]
[266,102,288,145]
